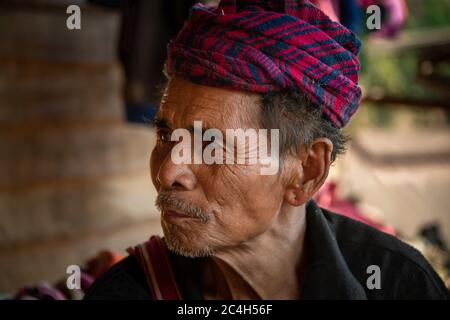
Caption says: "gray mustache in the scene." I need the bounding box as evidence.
[155,191,211,223]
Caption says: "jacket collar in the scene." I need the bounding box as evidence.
[300,200,367,299]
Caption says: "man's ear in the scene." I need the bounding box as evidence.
[284,138,333,206]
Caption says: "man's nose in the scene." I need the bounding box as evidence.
[156,154,197,191]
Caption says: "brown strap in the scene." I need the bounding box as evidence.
[127,235,182,300]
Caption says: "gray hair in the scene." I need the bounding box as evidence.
[259,91,348,163]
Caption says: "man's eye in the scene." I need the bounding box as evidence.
[156,130,171,145]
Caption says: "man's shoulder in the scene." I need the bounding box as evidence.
[323,208,426,265]
[84,255,152,300]
[322,208,449,299]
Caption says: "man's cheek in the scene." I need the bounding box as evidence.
[220,163,258,188]
[150,149,162,189]
[220,173,252,209]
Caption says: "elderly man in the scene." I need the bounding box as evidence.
[85,0,448,300]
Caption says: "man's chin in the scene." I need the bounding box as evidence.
[164,237,214,258]
[163,234,216,258]
[161,218,217,258]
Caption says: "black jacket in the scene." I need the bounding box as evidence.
[85,200,449,300]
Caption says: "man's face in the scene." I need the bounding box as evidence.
[150,76,288,257]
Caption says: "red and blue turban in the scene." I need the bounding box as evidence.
[166,0,362,128]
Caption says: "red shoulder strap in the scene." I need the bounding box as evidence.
[127,235,182,300]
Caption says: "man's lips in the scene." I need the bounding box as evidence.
[163,208,195,220]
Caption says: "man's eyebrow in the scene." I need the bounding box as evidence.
[153,117,217,134]
[152,117,170,129]
[185,123,213,133]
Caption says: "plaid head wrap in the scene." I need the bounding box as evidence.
[166,0,362,128]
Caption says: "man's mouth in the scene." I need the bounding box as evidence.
[162,208,197,221]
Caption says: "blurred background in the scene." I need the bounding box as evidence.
[0,0,449,298]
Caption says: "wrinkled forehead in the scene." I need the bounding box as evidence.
[158,76,261,130]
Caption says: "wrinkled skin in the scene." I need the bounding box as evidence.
[150,76,332,298]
